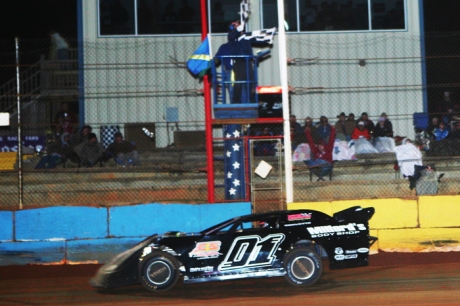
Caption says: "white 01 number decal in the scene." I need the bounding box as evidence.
[218,234,285,271]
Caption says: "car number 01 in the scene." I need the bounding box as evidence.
[218,234,285,271]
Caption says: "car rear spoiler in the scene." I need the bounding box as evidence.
[333,206,375,223]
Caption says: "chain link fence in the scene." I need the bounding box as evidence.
[1,32,460,211]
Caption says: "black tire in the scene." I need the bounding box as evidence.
[283,247,323,286]
[139,251,180,292]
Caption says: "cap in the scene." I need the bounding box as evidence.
[358,121,365,126]
[337,112,346,117]
[381,112,387,117]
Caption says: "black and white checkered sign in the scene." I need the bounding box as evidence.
[100,125,120,148]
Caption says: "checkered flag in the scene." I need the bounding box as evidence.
[238,27,276,45]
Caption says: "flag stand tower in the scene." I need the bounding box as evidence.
[211,55,284,203]
[197,0,287,204]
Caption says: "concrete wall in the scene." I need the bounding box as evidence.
[0,202,251,266]
[288,195,460,253]
[3,194,458,266]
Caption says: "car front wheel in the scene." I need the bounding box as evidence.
[139,251,180,292]
[283,247,323,286]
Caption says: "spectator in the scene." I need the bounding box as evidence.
[35,133,76,169]
[316,116,333,143]
[352,121,371,140]
[357,112,374,132]
[334,112,354,141]
[380,112,394,135]
[305,126,336,181]
[373,117,394,137]
[347,112,356,125]
[290,115,303,135]
[54,102,77,138]
[395,138,423,179]
[105,132,140,166]
[433,121,449,141]
[447,120,460,139]
[254,127,275,156]
[49,31,70,61]
[373,117,396,153]
[302,117,319,142]
[448,120,460,139]
[72,125,92,146]
[438,91,455,125]
[79,133,105,167]
[425,116,439,140]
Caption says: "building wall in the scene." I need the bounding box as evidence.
[80,0,425,145]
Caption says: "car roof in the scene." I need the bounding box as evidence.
[239,209,329,220]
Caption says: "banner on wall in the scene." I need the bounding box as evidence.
[0,135,46,153]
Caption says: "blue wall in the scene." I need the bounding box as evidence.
[0,202,251,266]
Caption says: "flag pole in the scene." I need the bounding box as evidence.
[277,0,293,204]
[201,0,215,203]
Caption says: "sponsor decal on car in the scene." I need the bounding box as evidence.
[190,266,214,273]
[335,247,344,255]
[334,254,358,261]
[287,213,312,221]
[189,241,222,259]
[218,234,285,271]
[345,250,357,254]
[142,246,152,257]
[358,248,370,253]
[284,221,311,227]
[307,223,366,238]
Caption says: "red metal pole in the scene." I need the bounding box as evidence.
[201,0,215,203]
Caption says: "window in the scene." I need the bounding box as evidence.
[261,0,406,32]
[99,0,201,36]
[209,0,244,33]
[262,0,298,32]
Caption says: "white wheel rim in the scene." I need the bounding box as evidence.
[146,261,172,286]
[291,256,315,280]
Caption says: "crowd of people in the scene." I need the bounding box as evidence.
[286,91,460,181]
[35,104,139,169]
[290,111,396,153]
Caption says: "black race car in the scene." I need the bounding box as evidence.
[91,206,377,292]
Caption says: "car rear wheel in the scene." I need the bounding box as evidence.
[139,251,180,292]
[283,247,323,286]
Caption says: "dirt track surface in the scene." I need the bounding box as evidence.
[1,252,460,305]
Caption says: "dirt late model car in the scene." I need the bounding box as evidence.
[91,206,377,292]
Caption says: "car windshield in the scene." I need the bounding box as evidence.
[201,214,281,235]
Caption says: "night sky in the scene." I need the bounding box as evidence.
[0,0,77,40]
